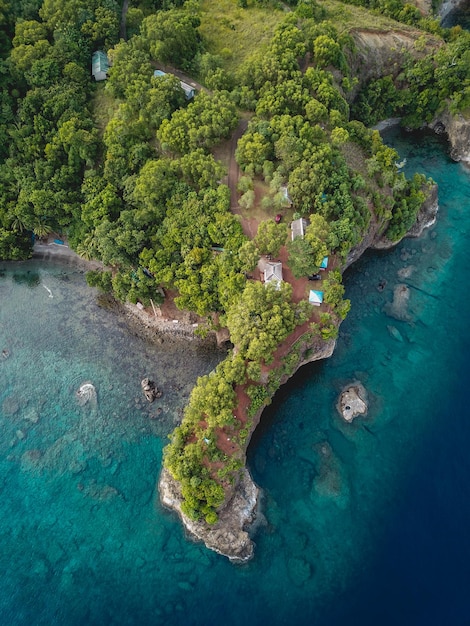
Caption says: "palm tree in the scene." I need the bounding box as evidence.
[32,220,53,239]
[11,215,29,233]
[75,233,99,261]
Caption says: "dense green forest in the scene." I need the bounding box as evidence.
[1,0,470,521]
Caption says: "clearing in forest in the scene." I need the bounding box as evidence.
[199,0,285,73]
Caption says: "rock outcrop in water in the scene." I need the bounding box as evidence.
[76,382,97,408]
[384,284,412,321]
[141,378,162,402]
[337,383,368,422]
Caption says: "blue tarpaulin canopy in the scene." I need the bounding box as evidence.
[320,256,328,270]
[309,290,323,306]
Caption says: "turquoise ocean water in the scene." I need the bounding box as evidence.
[1,126,469,625]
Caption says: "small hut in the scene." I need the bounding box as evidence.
[153,70,195,99]
[92,51,109,81]
[319,256,329,270]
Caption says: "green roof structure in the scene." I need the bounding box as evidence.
[92,51,109,81]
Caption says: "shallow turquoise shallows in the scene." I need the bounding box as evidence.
[1,126,470,626]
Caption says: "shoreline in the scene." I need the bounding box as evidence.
[32,240,103,271]
[30,239,221,349]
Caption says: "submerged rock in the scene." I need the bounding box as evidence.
[76,382,97,408]
[387,325,404,342]
[2,395,20,416]
[398,265,415,279]
[312,441,350,508]
[287,556,312,586]
[20,449,42,473]
[383,283,412,322]
[23,407,40,424]
[337,383,368,422]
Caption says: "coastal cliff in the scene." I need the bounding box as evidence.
[371,182,439,251]
[345,181,438,266]
[430,110,470,163]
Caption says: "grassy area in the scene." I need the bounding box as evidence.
[324,0,440,36]
[199,0,285,73]
[323,1,403,32]
[90,83,122,136]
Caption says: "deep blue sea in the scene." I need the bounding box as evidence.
[1,126,470,625]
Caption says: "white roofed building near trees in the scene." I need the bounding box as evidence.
[264,262,283,289]
[291,217,308,241]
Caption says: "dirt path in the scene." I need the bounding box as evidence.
[120,0,129,41]
[228,118,249,209]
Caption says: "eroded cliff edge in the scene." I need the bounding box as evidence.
[159,337,336,563]
[430,110,470,163]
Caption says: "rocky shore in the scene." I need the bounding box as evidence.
[159,467,259,563]
[122,302,219,349]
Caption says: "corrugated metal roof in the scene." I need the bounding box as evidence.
[92,51,109,75]
[291,218,308,240]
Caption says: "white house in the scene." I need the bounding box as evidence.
[264,262,283,289]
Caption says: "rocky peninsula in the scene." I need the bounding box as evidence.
[159,336,336,562]
[158,181,438,562]
[158,178,438,562]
